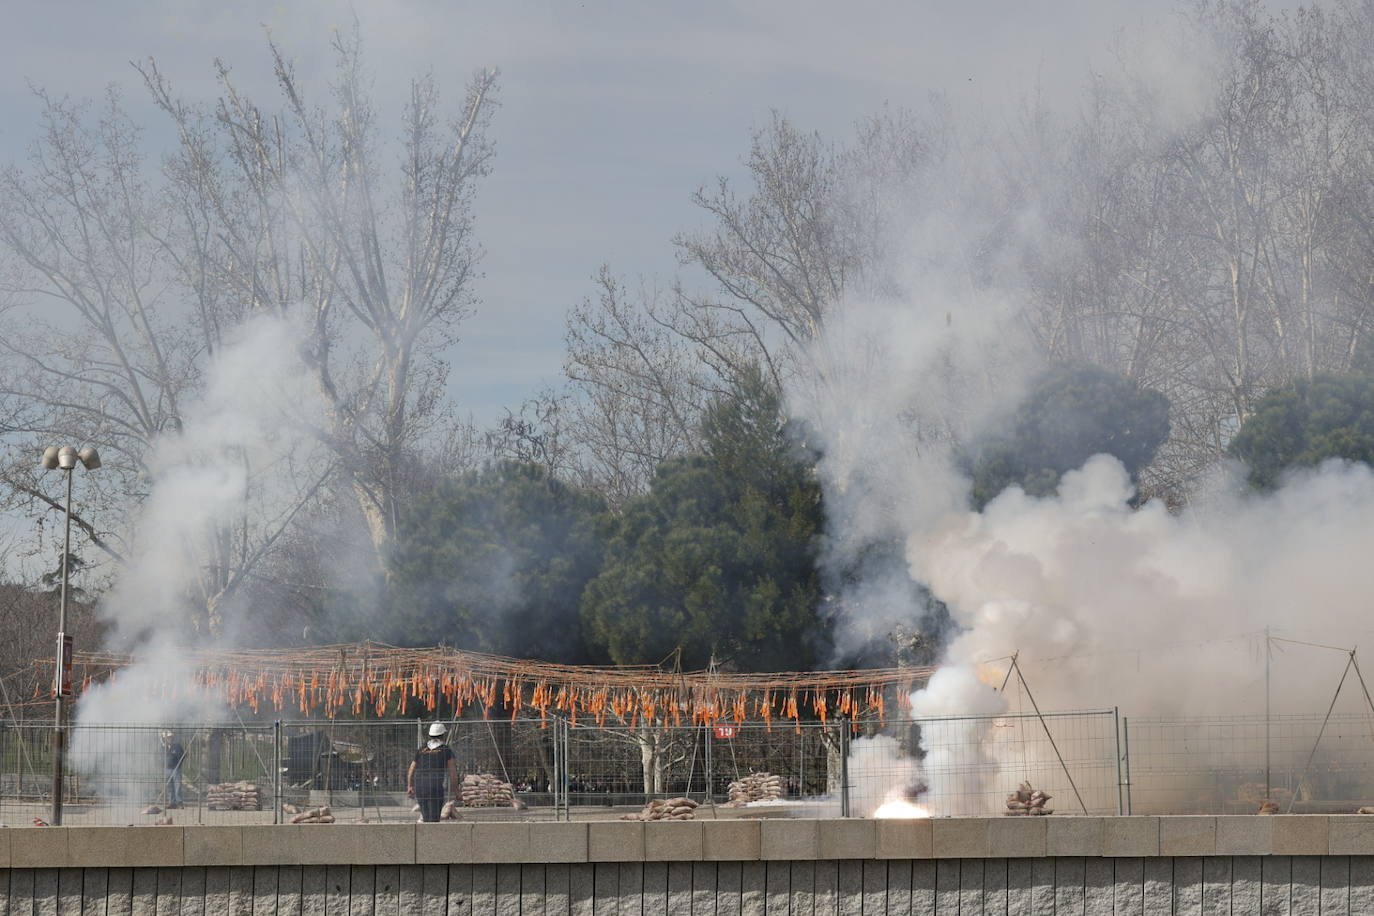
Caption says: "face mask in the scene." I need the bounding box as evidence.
[427,738,442,749]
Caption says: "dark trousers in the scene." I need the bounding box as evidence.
[415,773,446,822]
[165,766,183,806]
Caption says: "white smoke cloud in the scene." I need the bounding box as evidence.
[846,733,923,817]
[71,312,325,812]
[792,171,1039,664]
[785,7,1374,815]
[912,454,1374,718]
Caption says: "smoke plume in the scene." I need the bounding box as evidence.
[786,5,1374,814]
[71,313,324,812]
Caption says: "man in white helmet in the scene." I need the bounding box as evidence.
[407,722,458,822]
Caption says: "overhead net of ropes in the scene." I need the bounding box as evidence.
[28,642,935,729]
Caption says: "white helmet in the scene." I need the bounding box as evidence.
[428,722,448,737]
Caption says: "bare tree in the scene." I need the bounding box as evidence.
[0,30,499,640]
[670,112,856,388]
[0,88,186,575]
[562,268,708,506]
[140,28,498,562]
[1002,1,1374,499]
[560,112,941,509]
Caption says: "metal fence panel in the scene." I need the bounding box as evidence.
[275,720,563,822]
[563,722,845,817]
[565,712,1120,819]
[0,719,568,826]
[0,708,1125,824]
[1125,714,1374,814]
[0,722,278,826]
[845,711,1121,817]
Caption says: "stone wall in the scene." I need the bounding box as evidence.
[6,858,1374,914]
[3,817,1374,914]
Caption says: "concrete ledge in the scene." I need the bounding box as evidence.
[107,824,184,866]
[235,824,417,866]
[472,823,531,863]
[355,824,417,865]
[184,825,242,866]
[1102,817,1160,857]
[987,817,1046,857]
[818,819,876,859]
[242,824,340,866]
[1046,817,1102,856]
[1273,816,1328,855]
[1329,816,1374,855]
[589,821,643,862]
[12,826,70,868]
[533,823,589,862]
[7,816,1359,867]
[876,818,932,859]
[1160,817,1215,856]
[760,819,818,860]
[932,818,989,858]
[1217,815,1271,855]
[702,820,759,860]
[643,820,703,860]
[417,823,474,863]
[64,826,184,868]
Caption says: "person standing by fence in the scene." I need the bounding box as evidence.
[407,723,457,822]
[161,731,186,808]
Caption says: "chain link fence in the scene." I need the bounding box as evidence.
[0,709,1130,825]
[847,710,1123,817]
[1124,713,1374,814]
[11,710,1374,823]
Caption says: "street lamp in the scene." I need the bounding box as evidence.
[39,444,100,826]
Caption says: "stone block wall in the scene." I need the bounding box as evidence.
[2,818,1374,914]
[4,857,1374,914]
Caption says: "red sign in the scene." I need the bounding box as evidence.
[54,633,73,697]
[714,726,737,739]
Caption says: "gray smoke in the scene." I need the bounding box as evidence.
[783,3,1374,811]
[71,313,324,813]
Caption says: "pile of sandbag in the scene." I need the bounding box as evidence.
[440,801,463,821]
[1004,782,1053,816]
[459,773,516,807]
[207,781,262,811]
[1239,783,1293,807]
[620,797,698,821]
[725,772,783,807]
[287,804,334,824]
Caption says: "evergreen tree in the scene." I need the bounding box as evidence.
[580,370,826,670]
[1228,373,1374,489]
[375,462,607,663]
[967,366,1170,508]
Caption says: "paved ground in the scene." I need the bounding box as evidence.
[0,797,833,826]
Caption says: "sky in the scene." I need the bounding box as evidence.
[1,0,1164,427]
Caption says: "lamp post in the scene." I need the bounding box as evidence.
[40,444,100,826]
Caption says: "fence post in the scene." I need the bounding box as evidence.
[273,721,282,824]
[839,724,851,818]
[1113,707,1123,816]
[196,726,205,826]
[557,714,568,823]
[705,725,713,804]
[552,719,563,818]
[551,718,559,821]
[1122,716,1133,815]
